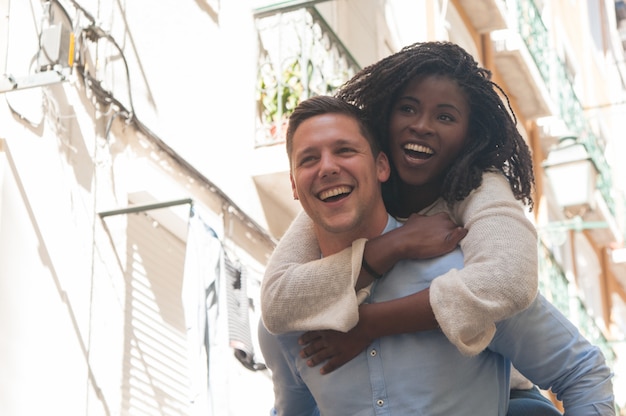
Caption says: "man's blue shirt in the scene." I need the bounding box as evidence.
[258,216,614,415]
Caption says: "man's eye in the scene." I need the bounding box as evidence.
[337,147,359,156]
[298,156,316,166]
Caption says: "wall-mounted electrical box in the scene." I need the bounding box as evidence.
[38,24,75,71]
[1,22,74,94]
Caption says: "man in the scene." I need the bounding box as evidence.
[258,95,615,415]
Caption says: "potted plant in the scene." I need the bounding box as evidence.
[257,58,311,141]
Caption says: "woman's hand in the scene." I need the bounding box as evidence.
[398,212,467,259]
[298,322,372,375]
[356,212,465,290]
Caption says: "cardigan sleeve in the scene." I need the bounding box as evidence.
[260,211,367,334]
[429,172,539,356]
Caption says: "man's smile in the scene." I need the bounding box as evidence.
[318,185,353,201]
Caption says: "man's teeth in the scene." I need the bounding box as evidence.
[319,186,351,201]
[404,143,434,154]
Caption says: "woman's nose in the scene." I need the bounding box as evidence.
[410,115,434,135]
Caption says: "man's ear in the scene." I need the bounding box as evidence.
[290,173,299,200]
[376,152,391,183]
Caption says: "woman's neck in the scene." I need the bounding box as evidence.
[394,181,441,217]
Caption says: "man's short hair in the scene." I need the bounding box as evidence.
[285,95,381,164]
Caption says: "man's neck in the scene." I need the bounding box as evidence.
[316,211,389,257]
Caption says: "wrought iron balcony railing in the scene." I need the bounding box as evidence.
[539,240,616,368]
[254,6,360,147]
[507,0,617,215]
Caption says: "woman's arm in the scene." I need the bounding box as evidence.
[299,172,539,372]
[360,213,467,289]
[260,211,465,334]
[298,291,437,374]
[355,173,538,354]
[430,171,538,355]
[260,211,362,334]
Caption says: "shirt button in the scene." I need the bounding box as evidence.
[376,399,384,407]
[370,349,377,357]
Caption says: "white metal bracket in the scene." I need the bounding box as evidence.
[0,68,71,94]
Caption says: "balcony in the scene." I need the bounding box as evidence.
[254,6,359,148]
[457,0,508,33]
[491,0,621,245]
[491,29,553,120]
[489,0,553,121]
[539,241,617,368]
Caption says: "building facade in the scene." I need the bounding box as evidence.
[1,0,625,414]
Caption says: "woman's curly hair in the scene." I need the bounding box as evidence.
[334,41,535,212]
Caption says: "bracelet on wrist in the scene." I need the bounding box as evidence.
[362,257,383,279]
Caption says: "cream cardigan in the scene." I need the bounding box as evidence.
[260,171,538,358]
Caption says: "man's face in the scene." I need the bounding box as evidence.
[290,113,390,241]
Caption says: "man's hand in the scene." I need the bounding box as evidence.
[298,324,372,375]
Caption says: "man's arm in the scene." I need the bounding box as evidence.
[257,320,320,416]
[491,295,615,415]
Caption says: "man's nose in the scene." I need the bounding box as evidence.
[318,154,340,177]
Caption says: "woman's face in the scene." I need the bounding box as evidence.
[387,74,470,188]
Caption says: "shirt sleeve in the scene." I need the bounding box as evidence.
[257,320,320,416]
[429,172,539,355]
[490,294,616,415]
[260,210,367,334]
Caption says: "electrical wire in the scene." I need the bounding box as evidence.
[79,23,136,118]
[6,0,277,249]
